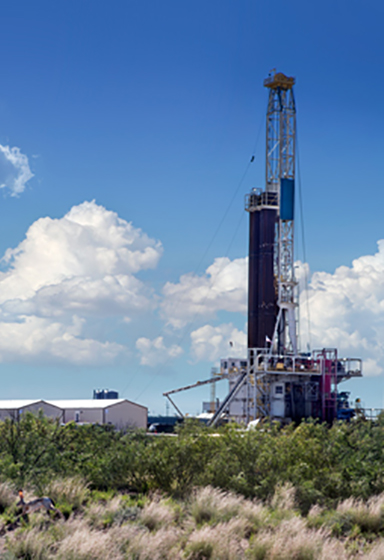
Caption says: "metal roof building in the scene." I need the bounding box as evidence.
[47,399,147,429]
[0,400,62,422]
[0,399,147,429]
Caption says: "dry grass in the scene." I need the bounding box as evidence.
[139,497,176,531]
[364,540,384,560]
[337,494,384,533]
[43,477,90,510]
[5,487,384,559]
[0,482,16,513]
[128,526,183,559]
[318,539,350,560]
[307,504,323,519]
[55,524,123,560]
[248,517,326,560]
[239,500,269,535]
[6,525,56,560]
[270,482,296,512]
[185,523,246,560]
[86,496,138,529]
[190,486,247,525]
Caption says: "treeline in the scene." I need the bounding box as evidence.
[1,413,384,513]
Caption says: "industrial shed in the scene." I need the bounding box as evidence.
[0,400,62,422]
[47,399,147,429]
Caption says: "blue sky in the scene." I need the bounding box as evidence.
[0,0,383,414]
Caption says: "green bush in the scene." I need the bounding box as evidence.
[1,413,384,515]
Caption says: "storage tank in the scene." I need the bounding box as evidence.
[93,389,119,399]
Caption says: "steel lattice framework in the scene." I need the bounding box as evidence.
[264,73,297,353]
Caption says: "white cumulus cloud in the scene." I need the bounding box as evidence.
[0,201,162,365]
[0,145,33,195]
[136,336,183,367]
[162,257,247,328]
[190,323,247,363]
[299,240,384,376]
[0,200,162,317]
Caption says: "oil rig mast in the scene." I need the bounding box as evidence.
[246,71,297,355]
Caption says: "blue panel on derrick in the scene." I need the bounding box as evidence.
[280,178,294,221]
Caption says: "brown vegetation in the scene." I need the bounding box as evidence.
[1,483,384,559]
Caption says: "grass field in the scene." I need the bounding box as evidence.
[2,481,384,559]
[0,414,384,558]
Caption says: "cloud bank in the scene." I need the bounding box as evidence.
[0,200,162,365]
[0,145,33,195]
[162,244,384,376]
[0,196,383,377]
[0,315,125,366]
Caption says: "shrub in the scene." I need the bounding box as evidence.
[89,489,115,503]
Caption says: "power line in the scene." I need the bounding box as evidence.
[296,126,312,350]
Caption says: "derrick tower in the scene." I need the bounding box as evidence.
[245,71,297,353]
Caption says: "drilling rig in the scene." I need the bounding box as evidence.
[163,71,363,426]
[240,71,362,424]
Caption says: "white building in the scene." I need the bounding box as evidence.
[0,399,147,429]
[48,399,147,429]
[0,400,62,422]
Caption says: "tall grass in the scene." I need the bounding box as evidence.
[55,522,123,560]
[248,517,325,560]
[43,477,89,510]
[337,495,384,533]
[184,523,245,560]
[365,540,384,560]
[4,486,384,559]
[270,483,296,512]
[139,497,176,531]
[308,494,384,538]
[6,525,55,560]
[191,486,247,525]
[86,496,139,529]
[0,482,16,513]
[128,526,182,560]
